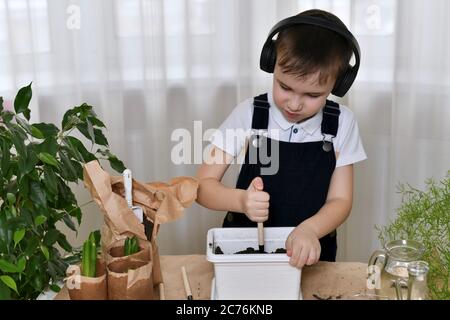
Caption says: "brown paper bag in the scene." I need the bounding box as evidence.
[107,259,154,300]
[83,160,198,298]
[66,258,108,300]
[83,161,147,247]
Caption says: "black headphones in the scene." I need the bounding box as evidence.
[260,14,361,97]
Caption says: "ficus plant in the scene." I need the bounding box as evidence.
[0,83,126,300]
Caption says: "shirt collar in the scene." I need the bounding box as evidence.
[268,90,323,135]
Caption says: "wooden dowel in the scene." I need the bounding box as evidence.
[181,266,193,300]
[258,222,265,253]
[159,283,165,300]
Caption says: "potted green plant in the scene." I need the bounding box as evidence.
[376,171,450,300]
[66,230,107,300]
[0,83,126,300]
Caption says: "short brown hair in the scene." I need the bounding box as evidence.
[276,9,353,85]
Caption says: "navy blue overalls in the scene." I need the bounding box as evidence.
[223,93,340,261]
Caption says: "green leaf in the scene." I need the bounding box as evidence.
[86,118,95,145]
[61,113,78,132]
[61,144,83,163]
[58,151,79,182]
[30,272,44,292]
[30,126,45,139]
[0,280,12,300]
[108,154,126,173]
[76,124,109,147]
[61,214,76,232]
[0,276,18,294]
[17,257,26,273]
[18,145,39,175]
[0,259,21,273]
[24,236,40,256]
[61,104,93,130]
[32,123,59,138]
[35,137,58,157]
[43,229,60,246]
[14,82,32,120]
[34,215,47,227]
[6,193,16,205]
[43,165,58,195]
[1,111,14,123]
[40,245,50,260]
[18,175,29,198]
[55,177,77,208]
[50,284,61,293]
[1,138,11,174]
[57,233,73,252]
[10,126,27,158]
[97,149,126,173]
[30,181,47,208]
[63,253,81,265]
[0,96,3,112]
[2,111,14,124]
[64,136,96,163]
[13,228,25,248]
[38,152,59,168]
[89,116,106,128]
[66,205,82,225]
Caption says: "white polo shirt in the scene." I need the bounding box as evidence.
[210,90,367,168]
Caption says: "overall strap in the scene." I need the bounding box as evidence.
[321,100,341,152]
[321,100,340,137]
[251,93,270,130]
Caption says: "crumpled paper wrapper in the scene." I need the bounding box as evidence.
[82,160,198,297]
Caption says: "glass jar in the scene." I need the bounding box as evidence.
[368,239,425,300]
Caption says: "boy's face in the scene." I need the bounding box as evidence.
[272,63,336,123]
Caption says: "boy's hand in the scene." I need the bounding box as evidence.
[285,224,321,269]
[241,177,270,223]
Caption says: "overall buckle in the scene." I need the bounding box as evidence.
[251,129,268,148]
[322,134,335,152]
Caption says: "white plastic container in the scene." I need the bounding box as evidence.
[206,227,302,300]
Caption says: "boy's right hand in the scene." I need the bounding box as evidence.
[241,177,270,223]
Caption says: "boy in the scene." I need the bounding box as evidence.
[196,9,367,268]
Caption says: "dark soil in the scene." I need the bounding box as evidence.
[214,246,286,255]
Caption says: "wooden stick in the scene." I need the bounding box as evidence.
[258,222,265,253]
[159,283,165,300]
[181,266,193,300]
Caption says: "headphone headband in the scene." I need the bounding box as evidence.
[260,14,361,97]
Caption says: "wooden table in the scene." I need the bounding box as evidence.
[55,255,373,300]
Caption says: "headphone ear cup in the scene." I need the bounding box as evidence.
[332,65,356,97]
[260,40,277,73]
[332,73,345,97]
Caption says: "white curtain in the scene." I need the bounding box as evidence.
[1,0,448,262]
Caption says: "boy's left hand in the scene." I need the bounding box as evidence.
[285,224,321,269]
